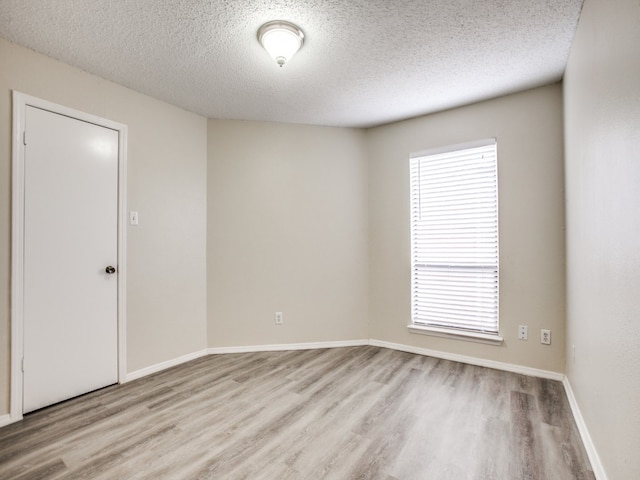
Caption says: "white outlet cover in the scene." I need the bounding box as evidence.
[541,329,551,345]
[518,325,528,340]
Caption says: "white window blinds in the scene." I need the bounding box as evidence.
[410,140,499,334]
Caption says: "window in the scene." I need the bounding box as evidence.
[409,140,499,341]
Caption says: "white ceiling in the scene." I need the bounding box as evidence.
[0,0,584,128]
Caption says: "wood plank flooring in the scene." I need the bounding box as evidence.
[0,346,594,479]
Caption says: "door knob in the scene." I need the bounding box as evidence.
[105,266,116,274]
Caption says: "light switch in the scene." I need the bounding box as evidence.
[129,211,139,225]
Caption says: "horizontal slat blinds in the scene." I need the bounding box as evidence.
[410,141,499,334]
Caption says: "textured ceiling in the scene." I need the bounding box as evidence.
[0,0,584,128]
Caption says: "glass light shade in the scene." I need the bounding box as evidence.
[258,21,304,67]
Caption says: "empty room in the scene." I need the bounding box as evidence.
[0,0,638,479]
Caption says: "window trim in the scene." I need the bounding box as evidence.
[407,324,504,345]
[408,138,500,344]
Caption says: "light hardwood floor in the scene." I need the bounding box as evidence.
[0,346,594,479]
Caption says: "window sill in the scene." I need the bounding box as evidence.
[407,324,504,346]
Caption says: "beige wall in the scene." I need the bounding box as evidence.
[564,0,640,478]
[367,84,566,372]
[0,38,208,415]
[207,120,368,347]
[3,11,636,477]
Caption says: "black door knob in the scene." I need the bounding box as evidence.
[105,266,116,274]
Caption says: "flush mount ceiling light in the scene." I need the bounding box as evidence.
[257,21,304,67]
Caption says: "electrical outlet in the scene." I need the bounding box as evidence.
[518,325,528,340]
[275,312,283,325]
[541,329,551,345]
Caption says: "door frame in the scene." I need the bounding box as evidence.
[10,91,128,422]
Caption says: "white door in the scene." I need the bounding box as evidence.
[23,106,119,413]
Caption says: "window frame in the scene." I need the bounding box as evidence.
[408,139,503,345]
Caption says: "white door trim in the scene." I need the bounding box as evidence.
[10,91,128,422]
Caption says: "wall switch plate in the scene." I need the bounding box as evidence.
[541,329,551,345]
[518,325,528,340]
[129,211,139,225]
[275,312,283,325]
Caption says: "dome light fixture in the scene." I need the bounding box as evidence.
[257,21,304,67]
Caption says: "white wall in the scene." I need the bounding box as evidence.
[0,37,208,415]
[207,119,369,348]
[367,84,566,373]
[564,0,640,478]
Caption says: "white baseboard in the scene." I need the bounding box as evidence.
[0,413,14,428]
[208,339,369,355]
[369,339,565,381]
[369,340,608,476]
[124,341,368,382]
[124,348,208,382]
[563,377,608,480]
[2,337,605,480]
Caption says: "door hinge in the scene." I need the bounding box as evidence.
[23,131,26,146]
[21,357,24,372]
